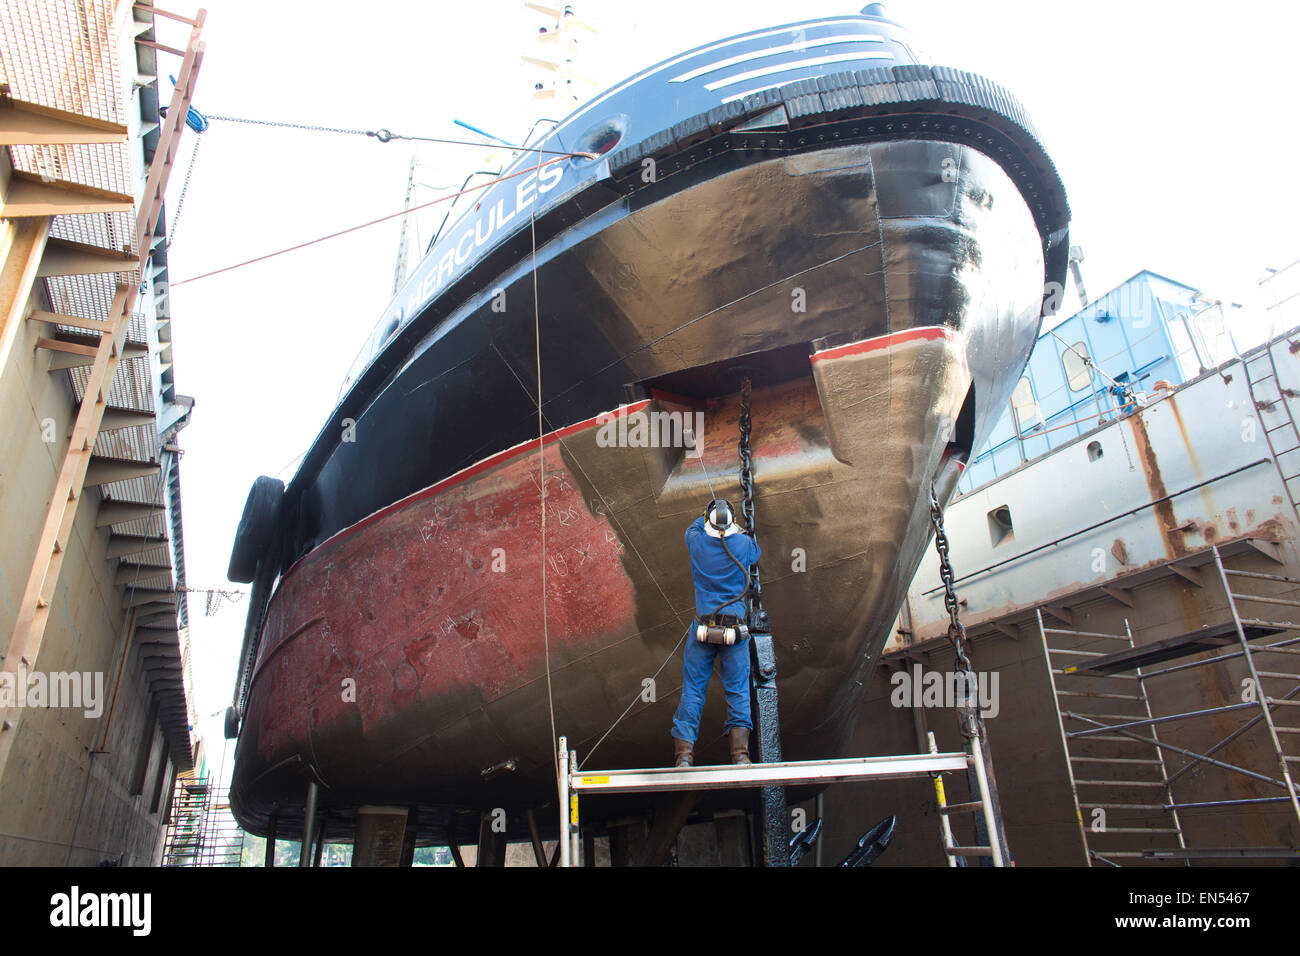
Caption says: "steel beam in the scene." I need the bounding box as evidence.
[123,588,177,609]
[101,407,156,432]
[0,99,128,146]
[47,340,146,370]
[132,626,179,644]
[0,173,133,217]
[36,239,135,278]
[0,218,50,380]
[106,535,169,558]
[131,602,177,619]
[114,562,173,584]
[85,457,162,488]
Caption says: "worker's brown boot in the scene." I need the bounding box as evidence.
[730,727,751,765]
[673,738,694,768]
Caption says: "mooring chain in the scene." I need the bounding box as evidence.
[928,481,979,738]
[739,377,768,630]
[203,113,376,138]
[166,132,204,247]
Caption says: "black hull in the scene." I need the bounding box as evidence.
[280,66,1069,571]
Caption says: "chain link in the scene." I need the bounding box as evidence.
[928,481,979,737]
[203,113,375,138]
[166,132,203,247]
[739,377,768,630]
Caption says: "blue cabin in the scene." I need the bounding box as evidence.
[959,270,1246,492]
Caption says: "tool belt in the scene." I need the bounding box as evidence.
[695,614,749,646]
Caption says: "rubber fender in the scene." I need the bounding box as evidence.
[223,704,241,740]
[227,476,284,583]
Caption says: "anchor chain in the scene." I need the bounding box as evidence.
[928,481,1011,864]
[928,481,978,738]
[739,378,769,631]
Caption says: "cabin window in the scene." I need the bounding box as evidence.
[1010,376,1039,430]
[987,504,1014,547]
[1087,440,1103,462]
[1062,341,1092,391]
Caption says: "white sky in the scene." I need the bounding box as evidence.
[153,0,1300,777]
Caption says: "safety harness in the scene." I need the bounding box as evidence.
[695,502,753,646]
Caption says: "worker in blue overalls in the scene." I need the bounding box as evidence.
[671,498,762,768]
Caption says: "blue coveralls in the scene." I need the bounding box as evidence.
[670,515,762,743]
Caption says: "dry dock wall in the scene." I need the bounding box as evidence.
[0,217,175,865]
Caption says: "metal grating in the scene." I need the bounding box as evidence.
[92,420,158,461]
[68,351,155,412]
[0,0,124,123]
[48,209,137,256]
[0,0,133,195]
[44,274,147,338]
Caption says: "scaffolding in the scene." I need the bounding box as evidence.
[1037,543,1300,865]
[556,734,1006,867]
[1242,340,1300,519]
[162,776,245,866]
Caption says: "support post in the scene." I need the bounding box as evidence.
[558,737,571,868]
[958,700,1011,866]
[569,746,581,866]
[351,806,409,867]
[299,780,318,867]
[526,807,547,867]
[314,815,327,867]
[968,735,1005,867]
[476,810,506,867]
[264,810,277,868]
[749,632,790,867]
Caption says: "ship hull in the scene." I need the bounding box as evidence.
[231,139,1047,835]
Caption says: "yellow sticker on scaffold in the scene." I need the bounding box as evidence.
[580,775,610,785]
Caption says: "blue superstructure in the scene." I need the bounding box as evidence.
[959,270,1246,491]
